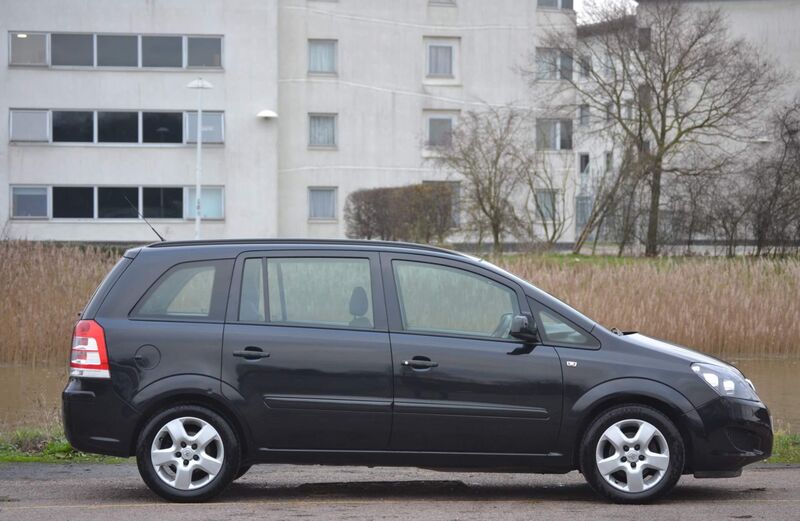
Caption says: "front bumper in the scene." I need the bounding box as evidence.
[682,396,773,476]
[62,377,140,457]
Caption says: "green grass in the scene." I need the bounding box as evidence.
[0,429,127,464]
[768,433,800,464]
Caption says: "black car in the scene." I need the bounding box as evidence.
[63,240,772,503]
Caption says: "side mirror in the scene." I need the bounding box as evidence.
[509,314,541,344]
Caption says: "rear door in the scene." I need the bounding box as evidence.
[221,250,393,450]
[382,253,563,454]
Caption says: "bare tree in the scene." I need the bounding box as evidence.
[515,154,570,249]
[433,107,534,254]
[530,0,784,256]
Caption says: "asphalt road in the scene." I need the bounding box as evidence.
[1,463,798,521]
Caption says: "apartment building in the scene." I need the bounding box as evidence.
[1,0,578,243]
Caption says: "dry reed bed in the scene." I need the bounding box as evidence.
[0,241,798,365]
[499,256,800,360]
[0,241,118,366]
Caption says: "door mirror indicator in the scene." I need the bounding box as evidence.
[509,314,540,344]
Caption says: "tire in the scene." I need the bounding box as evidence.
[579,404,684,504]
[136,405,241,502]
[235,465,252,480]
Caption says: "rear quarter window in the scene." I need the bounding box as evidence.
[130,259,232,322]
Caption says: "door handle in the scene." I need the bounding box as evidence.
[402,357,439,370]
[233,347,271,360]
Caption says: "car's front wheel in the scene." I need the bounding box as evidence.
[580,404,684,503]
[136,405,240,502]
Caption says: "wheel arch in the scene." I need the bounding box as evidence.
[561,378,696,472]
[128,375,253,461]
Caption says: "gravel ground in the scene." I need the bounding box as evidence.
[1,463,798,520]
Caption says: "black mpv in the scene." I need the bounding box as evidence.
[63,240,773,503]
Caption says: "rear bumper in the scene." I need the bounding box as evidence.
[62,378,140,457]
[682,396,773,476]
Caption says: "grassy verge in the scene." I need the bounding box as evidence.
[1,429,798,465]
[0,429,128,464]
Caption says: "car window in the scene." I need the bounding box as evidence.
[266,257,374,329]
[393,260,519,339]
[133,261,226,320]
[535,306,598,347]
[239,258,266,322]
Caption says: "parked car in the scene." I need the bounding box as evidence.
[63,240,772,503]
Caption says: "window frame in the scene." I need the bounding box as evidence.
[9,185,49,219]
[307,38,338,75]
[9,109,50,142]
[308,113,338,149]
[423,37,460,84]
[9,31,223,69]
[308,187,338,221]
[536,118,573,151]
[129,259,234,324]
[225,250,389,332]
[381,252,530,343]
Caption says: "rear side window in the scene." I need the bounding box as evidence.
[238,257,374,329]
[132,260,230,321]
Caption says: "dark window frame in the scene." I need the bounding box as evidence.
[129,259,234,323]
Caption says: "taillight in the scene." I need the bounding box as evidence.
[70,320,110,379]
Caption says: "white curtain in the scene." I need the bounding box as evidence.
[309,189,336,219]
[309,40,336,73]
[309,115,336,146]
[428,45,453,76]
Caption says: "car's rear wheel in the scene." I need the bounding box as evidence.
[580,404,684,504]
[136,405,240,502]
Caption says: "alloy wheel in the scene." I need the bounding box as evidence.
[150,416,225,491]
[595,419,670,493]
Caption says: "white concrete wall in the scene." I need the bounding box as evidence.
[276,0,578,240]
[0,0,279,242]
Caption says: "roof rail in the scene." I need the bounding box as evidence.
[146,238,468,257]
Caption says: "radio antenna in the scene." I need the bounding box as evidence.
[124,195,165,242]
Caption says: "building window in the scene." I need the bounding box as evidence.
[536,190,557,221]
[52,187,94,218]
[51,33,93,66]
[425,37,459,80]
[308,39,337,74]
[143,112,183,143]
[537,0,573,9]
[98,187,138,218]
[185,187,224,219]
[606,103,614,122]
[576,195,592,230]
[10,32,222,69]
[579,54,592,79]
[536,119,573,150]
[186,112,225,144]
[638,27,652,52]
[308,187,337,220]
[536,48,573,81]
[428,117,453,148]
[143,187,184,218]
[605,151,614,171]
[579,105,590,126]
[52,111,93,142]
[10,110,49,142]
[98,112,138,143]
[579,153,590,174]
[11,187,47,218]
[141,36,182,67]
[96,35,138,67]
[309,114,337,147]
[9,32,47,66]
[188,37,222,67]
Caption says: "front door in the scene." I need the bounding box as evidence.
[221,250,393,450]
[382,253,563,454]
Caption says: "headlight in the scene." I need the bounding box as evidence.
[691,363,759,401]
